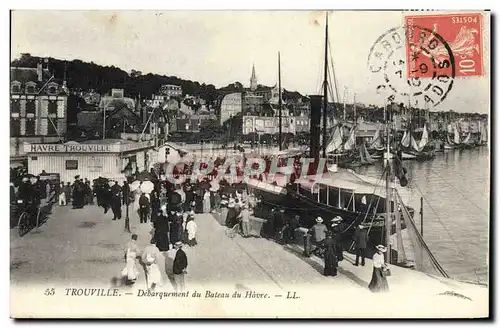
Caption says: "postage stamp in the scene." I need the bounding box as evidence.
[405,13,483,78]
[367,25,455,108]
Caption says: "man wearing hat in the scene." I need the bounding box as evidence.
[172,241,188,292]
[238,203,250,237]
[331,220,344,262]
[274,208,286,243]
[353,224,368,266]
[311,216,328,246]
[226,198,238,227]
[170,212,184,245]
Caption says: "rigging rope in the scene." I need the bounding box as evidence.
[392,155,480,280]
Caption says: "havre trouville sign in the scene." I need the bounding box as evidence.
[27,144,113,153]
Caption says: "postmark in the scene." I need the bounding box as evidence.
[405,13,483,78]
[367,25,455,108]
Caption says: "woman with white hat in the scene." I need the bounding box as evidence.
[141,237,163,290]
[368,244,390,293]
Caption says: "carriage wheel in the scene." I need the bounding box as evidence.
[17,212,30,237]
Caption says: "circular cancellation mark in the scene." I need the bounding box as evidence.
[367,25,456,108]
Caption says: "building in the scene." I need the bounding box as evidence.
[219,93,242,124]
[98,88,135,112]
[173,113,217,133]
[146,94,166,108]
[24,139,157,183]
[243,116,298,135]
[159,84,182,98]
[10,63,69,163]
[250,64,258,92]
[243,93,264,115]
[294,115,311,133]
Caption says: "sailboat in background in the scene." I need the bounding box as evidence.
[477,122,488,146]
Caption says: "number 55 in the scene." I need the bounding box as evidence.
[44,288,55,296]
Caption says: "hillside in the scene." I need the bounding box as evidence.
[11,54,307,106]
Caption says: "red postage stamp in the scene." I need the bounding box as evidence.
[405,13,483,78]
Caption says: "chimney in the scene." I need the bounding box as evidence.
[36,61,43,82]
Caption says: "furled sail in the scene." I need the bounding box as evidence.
[480,124,488,143]
[453,123,461,144]
[363,143,375,164]
[370,125,383,149]
[461,132,471,144]
[411,135,424,152]
[359,145,366,164]
[325,126,344,153]
[343,128,356,151]
[401,130,410,148]
[418,124,429,149]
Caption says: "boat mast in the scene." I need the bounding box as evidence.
[278,51,283,151]
[322,12,329,158]
[385,102,392,264]
[408,95,412,148]
[343,86,347,121]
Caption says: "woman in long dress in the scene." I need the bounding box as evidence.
[154,210,170,252]
[141,241,163,290]
[133,189,142,215]
[186,216,198,247]
[368,245,389,293]
[323,231,338,276]
[123,234,141,284]
[203,191,211,213]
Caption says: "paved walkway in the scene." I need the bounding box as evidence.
[10,204,488,317]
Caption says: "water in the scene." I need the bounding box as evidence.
[357,147,490,285]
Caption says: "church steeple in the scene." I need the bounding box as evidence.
[250,63,257,91]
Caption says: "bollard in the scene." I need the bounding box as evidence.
[303,232,312,257]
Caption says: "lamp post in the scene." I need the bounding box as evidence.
[124,167,132,233]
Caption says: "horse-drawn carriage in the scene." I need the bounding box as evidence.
[11,173,59,236]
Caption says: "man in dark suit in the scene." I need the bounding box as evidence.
[353,224,368,266]
[173,241,188,292]
[110,181,122,220]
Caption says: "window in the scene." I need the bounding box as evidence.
[48,100,57,116]
[65,160,78,170]
[47,119,58,135]
[10,100,20,114]
[26,85,35,94]
[11,83,21,94]
[26,100,36,115]
[25,119,36,135]
[47,84,58,95]
[10,119,20,136]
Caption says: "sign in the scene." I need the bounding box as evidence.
[24,141,154,154]
[65,160,78,170]
[26,143,115,153]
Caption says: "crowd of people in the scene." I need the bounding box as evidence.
[11,164,389,293]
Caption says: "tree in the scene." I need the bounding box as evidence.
[199,119,224,140]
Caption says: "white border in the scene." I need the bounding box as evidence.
[3,0,496,326]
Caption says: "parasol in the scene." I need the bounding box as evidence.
[209,180,220,192]
[129,180,141,192]
[140,180,155,194]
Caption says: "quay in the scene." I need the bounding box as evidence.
[10,204,488,318]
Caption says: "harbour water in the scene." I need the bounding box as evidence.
[357,146,490,285]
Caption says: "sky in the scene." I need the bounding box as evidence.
[11,10,490,113]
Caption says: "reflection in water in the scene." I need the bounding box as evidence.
[357,147,489,284]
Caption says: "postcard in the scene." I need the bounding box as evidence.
[10,10,490,318]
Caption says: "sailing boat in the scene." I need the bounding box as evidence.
[477,122,488,146]
[444,123,458,150]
